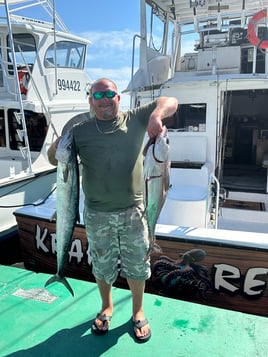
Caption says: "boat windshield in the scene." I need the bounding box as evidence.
[44,41,86,69]
[7,33,36,74]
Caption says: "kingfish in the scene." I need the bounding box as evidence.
[143,126,170,257]
[45,130,79,296]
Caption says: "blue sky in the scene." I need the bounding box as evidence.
[57,0,141,109]
[2,0,194,108]
[0,0,141,108]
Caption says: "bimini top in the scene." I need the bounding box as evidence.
[0,0,69,32]
[146,0,268,23]
[0,0,27,4]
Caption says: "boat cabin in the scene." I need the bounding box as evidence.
[0,2,91,179]
[0,0,92,238]
[127,0,268,232]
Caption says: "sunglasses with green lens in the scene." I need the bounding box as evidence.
[92,90,117,100]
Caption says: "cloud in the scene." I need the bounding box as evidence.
[82,29,138,68]
[81,29,139,109]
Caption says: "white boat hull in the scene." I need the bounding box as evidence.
[0,168,56,239]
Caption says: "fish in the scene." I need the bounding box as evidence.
[45,130,79,296]
[143,126,170,258]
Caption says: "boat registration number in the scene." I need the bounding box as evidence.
[57,79,81,91]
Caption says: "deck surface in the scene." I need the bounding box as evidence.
[1,265,268,357]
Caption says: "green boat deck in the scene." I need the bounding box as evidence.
[1,265,268,357]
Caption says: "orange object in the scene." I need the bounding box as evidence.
[18,67,29,95]
[247,9,268,49]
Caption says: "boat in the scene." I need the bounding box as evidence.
[0,0,92,241]
[13,0,268,317]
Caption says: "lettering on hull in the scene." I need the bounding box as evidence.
[34,224,92,266]
[214,264,268,297]
[152,250,268,301]
[29,222,268,314]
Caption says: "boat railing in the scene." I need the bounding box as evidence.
[210,173,220,229]
[0,0,68,32]
[129,33,146,109]
[0,52,12,93]
[128,2,268,94]
[0,54,26,97]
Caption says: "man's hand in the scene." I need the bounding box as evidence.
[47,136,62,166]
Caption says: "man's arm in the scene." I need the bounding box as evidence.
[147,97,178,137]
[47,136,62,166]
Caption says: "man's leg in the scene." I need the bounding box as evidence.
[94,278,113,332]
[127,278,150,338]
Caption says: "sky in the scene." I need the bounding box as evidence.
[55,0,142,109]
[0,0,141,108]
[2,0,194,109]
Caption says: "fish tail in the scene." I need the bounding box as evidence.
[45,274,74,297]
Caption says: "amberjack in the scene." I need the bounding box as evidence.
[45,130,79,296]
[143,126,170,258]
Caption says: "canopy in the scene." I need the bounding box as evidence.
[146,0,268,23]
[0,0,32,4]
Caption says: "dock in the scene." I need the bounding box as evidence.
[1,265,268,357]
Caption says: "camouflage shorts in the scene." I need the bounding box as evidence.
[83,204,151,284]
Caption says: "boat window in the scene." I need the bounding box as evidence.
[163,103,207,132]
[7,34,36,74]
[45,41,86,69]
[0,110,6,147]
[8,110,47,151]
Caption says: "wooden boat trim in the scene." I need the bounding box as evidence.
[13,213,268,317]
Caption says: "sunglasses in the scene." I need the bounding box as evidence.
[92,90,117,100]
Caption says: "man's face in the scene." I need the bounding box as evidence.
[89,80,121,120]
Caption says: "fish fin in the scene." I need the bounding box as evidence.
[45,274,74,297]
[76,210,80,224]
[63,166,69,183]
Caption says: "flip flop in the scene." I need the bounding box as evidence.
[92,313,112,335]
[133,318,151,343]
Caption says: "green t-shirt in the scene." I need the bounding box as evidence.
[73,101,157,211]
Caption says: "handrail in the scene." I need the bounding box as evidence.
[130,34,145,109]
[211,173,220,229]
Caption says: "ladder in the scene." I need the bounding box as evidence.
[2,0,33,174]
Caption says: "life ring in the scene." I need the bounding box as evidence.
[247,9,268,49]
[18,67,30,95]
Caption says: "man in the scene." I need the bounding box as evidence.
[48,78,178,342]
